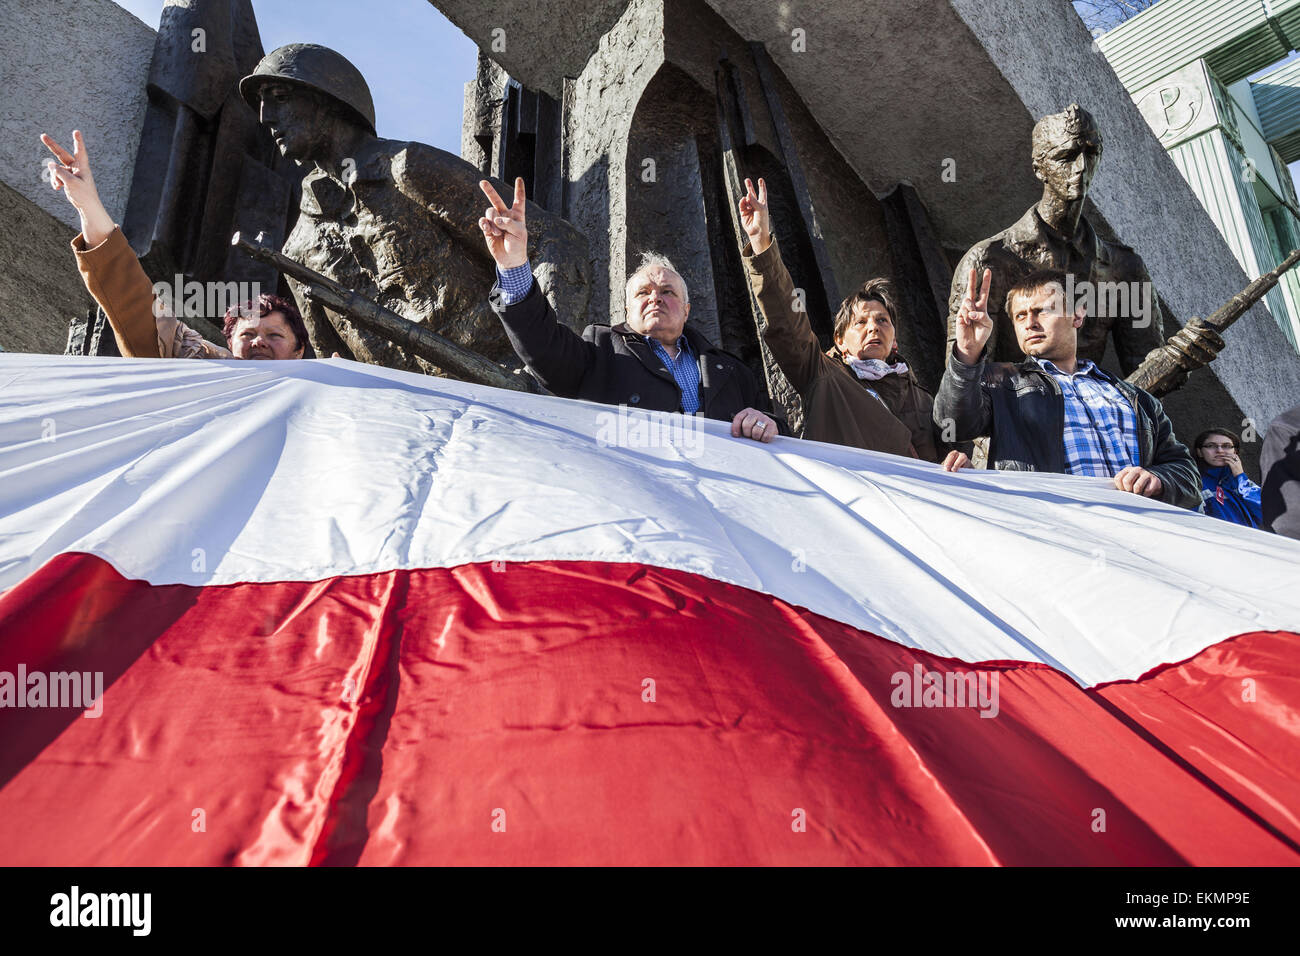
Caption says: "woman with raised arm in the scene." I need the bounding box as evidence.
[42,130,308,361]
[737,177,962,465]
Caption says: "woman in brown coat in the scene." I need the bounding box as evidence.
[824,277,947,462]
[739,177,965,465]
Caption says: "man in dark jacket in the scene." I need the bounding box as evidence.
[934,268,1200,509]
[477,179,779,442]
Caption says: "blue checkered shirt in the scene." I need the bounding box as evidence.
[1035,358,1139,477]
[645,335,700,414]
[495,263,535,305]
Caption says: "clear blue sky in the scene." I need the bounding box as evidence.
[109,0,478,153]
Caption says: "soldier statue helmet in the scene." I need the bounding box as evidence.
[239,43,376,135]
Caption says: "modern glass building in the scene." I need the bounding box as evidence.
[1099,0,1300,350]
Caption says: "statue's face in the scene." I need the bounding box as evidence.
[1034,134,1100,203]
[258,83,330,163]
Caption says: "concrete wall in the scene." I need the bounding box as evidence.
[562,0,664,327]
[0,0,155,229]
[0,182,94,354]
[435,0,631,99]
[0,0,154,353]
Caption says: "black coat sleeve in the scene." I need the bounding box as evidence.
[746,369,793,436]
[722,359,791,437]
[491,278,596,398]
[933,345,992,442]
[1261,408,1300,538]
[1139,391,1201,510]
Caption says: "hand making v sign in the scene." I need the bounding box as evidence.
[41,130,115,247]
[478,177,529,270]
[953,266,993,365]
[738,177,772,255]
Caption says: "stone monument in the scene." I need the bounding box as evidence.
[123,0,294,309]
[433,0,1300,473]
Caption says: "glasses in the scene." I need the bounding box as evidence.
[1200,443,1236,451]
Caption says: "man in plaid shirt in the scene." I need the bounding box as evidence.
[933,268,1199,508]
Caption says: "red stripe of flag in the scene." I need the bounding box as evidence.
[1,553,1296,865]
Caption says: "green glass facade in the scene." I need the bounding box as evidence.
[1100,0,1300,350]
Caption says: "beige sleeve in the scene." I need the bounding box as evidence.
[71,227,163,358]
[72,228,231,359]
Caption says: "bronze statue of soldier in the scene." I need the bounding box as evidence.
[947,104,1220,379]
[239,44,590,372]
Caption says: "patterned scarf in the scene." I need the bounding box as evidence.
[844,356,909,381]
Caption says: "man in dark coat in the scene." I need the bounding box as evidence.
[479,179,780,443]
[935,268,1200,509]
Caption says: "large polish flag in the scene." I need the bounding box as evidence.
[0,353,1297,866]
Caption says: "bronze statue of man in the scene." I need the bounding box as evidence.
[947,104,1171,376]
[239,44,589,371]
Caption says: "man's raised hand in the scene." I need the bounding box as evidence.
[953,267,993,365]
[479,177,529,270]
[738,177,772,255]
[41,131,114,246]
